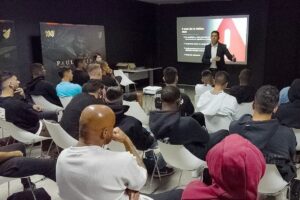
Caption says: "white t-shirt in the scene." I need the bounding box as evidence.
[197,90,238,120]
[56,145,147,200]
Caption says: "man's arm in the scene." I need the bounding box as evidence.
[223,45,236,62]
[0,151,23,162]
[202,45,211,64]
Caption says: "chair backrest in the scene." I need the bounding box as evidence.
[157,141,206,170]
[59,97,73,109]
[236,102,253,119]
[293,128,300,151]
[43,120,78,149]
[113,70,135,86]
[123,100,149,126]
[0,176,18,185]
[31,95,63,113]
[258,164,288,194]
[204,115,232,133]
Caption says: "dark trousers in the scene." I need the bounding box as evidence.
[0,143,56,187]
[147,189,183,200]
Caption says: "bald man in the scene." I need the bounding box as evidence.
[56,105,147,200]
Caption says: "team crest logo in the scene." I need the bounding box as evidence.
[3,28,11,39]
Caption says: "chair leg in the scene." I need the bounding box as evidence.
[27,177,37,200]
[8,181,10,196]
[28,144,34,157]
[177,170,183,188]
[149,151,161,191]
[46,140,54,156]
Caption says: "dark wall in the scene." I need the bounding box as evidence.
[0,0,157,83]
[156,0,269,87]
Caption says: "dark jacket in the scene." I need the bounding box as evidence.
[72,70,90,86]
[229,114,297,182]
[108,104,154,150]
[228,85,256,104]
[149,111,210,159]
[60,93,104,139]
[26,76,62,107]
[0,96,40,133]
[202,42,233,71]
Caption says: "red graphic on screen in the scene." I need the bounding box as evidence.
[217,19,245,62]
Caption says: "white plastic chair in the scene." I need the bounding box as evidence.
[59,97,73,109]
[123,100,149,126]
[258,164,289,195]
[113,70,135,86]
[236,102,253,119]
[43,120,78,149]
[293,128,300,151]
[204,115,232,133]
[31,95,64,113]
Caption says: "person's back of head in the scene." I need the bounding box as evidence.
[161,85,181,111]
[87,63,102,80]
[239,68,252,86]
[82,79,104,98]
[254,85,279,115]
[105,86,123,105]
[73,58,86,70]
[163,67,178,85]
[214,71,229,91]
[58,66,73,82]
[201,70,213,85]
[30,63,46,79]
[288,79,300,102]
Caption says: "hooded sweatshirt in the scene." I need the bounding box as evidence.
[149,111,209,159]
[276,79,300,128]
[182,134,266,200]
[229,114,296,182]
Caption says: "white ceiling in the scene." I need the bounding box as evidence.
[137,0,232,5]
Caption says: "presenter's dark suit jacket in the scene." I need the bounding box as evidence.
[202,42,233,71]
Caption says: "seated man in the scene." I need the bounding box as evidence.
[26,63,62,107]
[182,134,266,200]
[56,105,147,200]
[56,66,82,97]
[195,70,213,105]
[229,85,297,182]
[155,67,194,116]
[150,86,211,160]
[0,143,56,190]
[276,79,300,128]
[197,71,238,121]
[72,58,89,86]
[228,68,256,104]
[279,86,291,105]
[87,63,102,80]
[60,79,104,139]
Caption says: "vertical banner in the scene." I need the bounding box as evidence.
[0,20,17,72]
[40,22,106,83]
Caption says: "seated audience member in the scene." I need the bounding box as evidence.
[182,134,266,200]
[72,58,89,86]
[56,66,82,97]
[56,105,147,200]
[87,63,102,80]
[0,143,56,191]
[151,86,213,160]
[195,70,213,102]
[228,68,256,104]
[100,61,113,76]
[279,86,290,105]
[229,85,297,182]
[60,79,104,139]
[276,79,300,128]
[155,67,194,116]
[197,71,238,120]
[26,63,62,107]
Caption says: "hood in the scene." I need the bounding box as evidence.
[288,79,300,102]
[26,76,45,90]
[182,134,266,200]
[107,104,129,121]
[149,111,180,139]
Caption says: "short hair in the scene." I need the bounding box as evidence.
[254,85,279,114]
[161,85,181,103]
[214,71,229,86]
[87,63,101,73]
[30,63,44,77]
[211,30,220,37]
[0,71,15,89]
[93,53,102,61]
[82,79,104,93]
[163,67,178,84]
[105,86,123,104]
[58,66,71,78]
[201,70,212,77]
[73,58,85,68]
[239,69,252,84]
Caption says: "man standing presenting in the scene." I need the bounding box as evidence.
[202,31,236,72]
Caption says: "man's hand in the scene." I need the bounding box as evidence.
[32,104,43,112]
[112,127,129,143]
[9,151,23,158]
[14,88,25,97]
[212,56,220,62]
[232,54,237,62]
[126,189,140,200]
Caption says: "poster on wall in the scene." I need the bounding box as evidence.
[0,20,17,72]
[40,22,106,83]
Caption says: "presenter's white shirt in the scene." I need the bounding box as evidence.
[210,43,218,69]
[197,90,238,120]
[56,145,147,200]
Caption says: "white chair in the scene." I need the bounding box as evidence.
[43,120,78,150]
[123,100,149,126]
[293,128,300,151]
[114,70,136,92]
[204,115,232,133]
[59,97,73,109]
[236,102,253,119]
[31,95,64,113]
[258,164,289,195]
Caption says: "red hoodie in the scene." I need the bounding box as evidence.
[182,134,266,200]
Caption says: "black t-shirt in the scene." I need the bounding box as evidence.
[60,93,104,139]
[72,70,90,86]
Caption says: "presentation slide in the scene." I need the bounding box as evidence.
[177,15,249,64]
